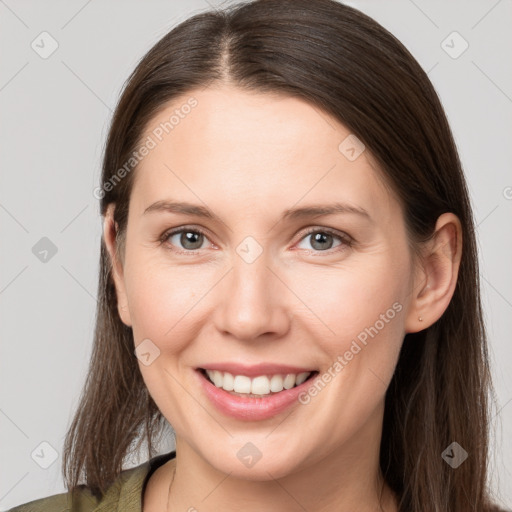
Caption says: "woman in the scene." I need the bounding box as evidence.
[9,0,509,510]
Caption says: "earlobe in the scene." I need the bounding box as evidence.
[103,204,132,327]
[405,213,462,333]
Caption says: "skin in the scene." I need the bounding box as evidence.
[104,84,462,512]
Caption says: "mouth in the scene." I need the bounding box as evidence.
[197,368,319,398]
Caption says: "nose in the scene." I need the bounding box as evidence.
[212,248,292,342]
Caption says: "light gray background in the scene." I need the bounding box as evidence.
[1,0,511,509]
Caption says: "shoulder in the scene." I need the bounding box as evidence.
[6,465,137,512]
[7,451,176,512]
[6,487,98,511]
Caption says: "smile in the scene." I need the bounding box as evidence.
[202,369,314,396]
[196,367,319,421]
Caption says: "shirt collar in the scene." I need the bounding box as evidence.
[94,450,176,512]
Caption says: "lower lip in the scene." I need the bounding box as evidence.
[196,369,318,421]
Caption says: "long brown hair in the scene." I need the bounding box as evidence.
[62,0,505,509]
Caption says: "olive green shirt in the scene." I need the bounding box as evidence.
[8,450,176,512]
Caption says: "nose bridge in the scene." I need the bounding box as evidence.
[233,242,273,303]
[213,235,291,340]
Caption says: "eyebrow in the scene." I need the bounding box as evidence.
[143,200,372,222]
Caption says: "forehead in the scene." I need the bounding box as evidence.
[130,85,398,222]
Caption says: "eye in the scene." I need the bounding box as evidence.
[159,226,212,253]
[295,227,352,253]
[159,225,352,255]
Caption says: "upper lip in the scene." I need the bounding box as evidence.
[198,362,316,377]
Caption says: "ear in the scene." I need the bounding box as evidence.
[103,204,132,327]
[405,212,462,333]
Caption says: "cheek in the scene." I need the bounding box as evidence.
[123,255,213,350]
[294,252,409,375]
[300,258,406,329]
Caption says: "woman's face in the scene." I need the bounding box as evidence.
[108,85,419,480]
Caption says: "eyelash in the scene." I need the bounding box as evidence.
[158,225,353,256]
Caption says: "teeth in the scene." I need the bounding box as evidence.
[205,370,312,396]
[233,375,252,394]
[295,372,310,386]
